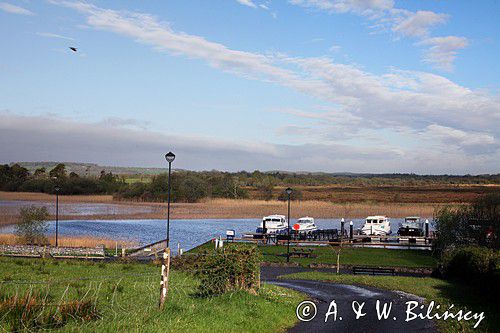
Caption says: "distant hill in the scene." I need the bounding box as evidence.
[10,162,500,179]
[13,162,168,176]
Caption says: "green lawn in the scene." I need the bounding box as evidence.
[190,242,437,268]
[0,257,303,332]
[279,271,497,332]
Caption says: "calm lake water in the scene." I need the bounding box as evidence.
[0,200,155,215]
[0,218,433,251]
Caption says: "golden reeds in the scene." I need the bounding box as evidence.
[0,234,136,248]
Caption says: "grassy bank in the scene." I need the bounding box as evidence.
[0,257,303,332]
[279,271,497,332]
[261,245,437,268]
[189,242,437,268]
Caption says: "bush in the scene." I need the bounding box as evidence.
[439,245,498,282]
[195,244,261,296]
[15,206,49,245]
[433,194,500,251]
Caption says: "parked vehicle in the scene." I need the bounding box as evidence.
[361,216,391,236]
[398,216,424,237]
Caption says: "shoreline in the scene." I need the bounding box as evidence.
[0,191,451,225]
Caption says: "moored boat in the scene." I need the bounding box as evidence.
[256,215,288,234]
[398,216,424,237]
[292,217,318,233]
[361,216,391,236]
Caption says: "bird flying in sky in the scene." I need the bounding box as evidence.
[69,47,77,52]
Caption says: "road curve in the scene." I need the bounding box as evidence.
[261,267,437,333]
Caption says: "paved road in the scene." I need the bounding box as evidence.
[261,266,437,333]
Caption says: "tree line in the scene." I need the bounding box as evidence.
[1,163,499,203]
[0,164,249,202]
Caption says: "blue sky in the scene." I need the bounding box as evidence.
[0,0,499,174]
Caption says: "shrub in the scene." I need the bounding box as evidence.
[439,245,498,282]
[195,244,261,296]
[433,193,500,252]
[15,206,49,245]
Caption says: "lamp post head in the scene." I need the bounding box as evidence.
[285,187,292,195]
[341,218,345,222]
[425,219,429,224]
[349,221,353,225]
[54,186,60,192]
[165,151,176,163]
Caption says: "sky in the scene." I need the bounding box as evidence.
[0,0,499,174]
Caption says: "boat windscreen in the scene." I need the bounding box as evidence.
[402,221,422,228]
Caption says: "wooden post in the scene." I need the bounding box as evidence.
[159,248,171,310]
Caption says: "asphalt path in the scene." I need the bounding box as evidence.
[261,266,437,333]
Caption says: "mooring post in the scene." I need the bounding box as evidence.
[340,218,345,242]
[425,219,429,241]
[159,248,171,310]
[349,221,353,240]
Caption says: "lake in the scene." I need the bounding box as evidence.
[0,218,433,251]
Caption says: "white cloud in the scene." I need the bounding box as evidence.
[329,44,341,52]
[288,0,465,71]
[236,0,257,9]
[36,32,74,41]
[289,0,394,14]
[426,124,494,145]
[2,112,497,173]
[47,2,499,165]
[391,10,448,38]
[419,36,469,72]
[0,112,414,173]
[0,2,34,15]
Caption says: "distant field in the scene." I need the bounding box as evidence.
[247,184,500,203]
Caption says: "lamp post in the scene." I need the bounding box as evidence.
[285,187,292,263]
[165,152,175,248]
[54,186,60,247]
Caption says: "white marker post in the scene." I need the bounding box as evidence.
[159,248,171,310]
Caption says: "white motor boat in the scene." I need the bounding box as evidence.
[293,217,318,233]
[258,215,288,234]
[361,216,391,236]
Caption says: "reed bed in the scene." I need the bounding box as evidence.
[169,199,442,219]
[0,234,136,248]
[0,191,114,203]
[1,191,453,220]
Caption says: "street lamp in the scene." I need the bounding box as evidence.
[285,187,292,263]
[54,186,60,247]
[165,152,175,248]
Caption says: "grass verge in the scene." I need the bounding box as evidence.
[0,257,303,332]
[279,271,497,332]
[190,242,437,268]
